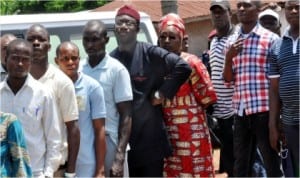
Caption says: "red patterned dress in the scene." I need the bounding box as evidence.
[163,52,217,177]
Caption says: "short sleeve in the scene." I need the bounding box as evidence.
[269,39,281,78]
[90,84,107,119]
[113,67,133,103]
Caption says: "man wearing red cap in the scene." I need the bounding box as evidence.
[110,5,192,177]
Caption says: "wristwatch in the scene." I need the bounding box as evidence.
[154,91,161,99]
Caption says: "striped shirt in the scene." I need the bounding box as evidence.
[226,23,279,115]
[269,28,300,125]
[210,31,235,119]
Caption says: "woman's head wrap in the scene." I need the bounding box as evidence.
[159,13,185,39]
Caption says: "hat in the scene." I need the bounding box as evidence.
[116,5,140,22]
[259,9,279,21]
[210,0,230,11]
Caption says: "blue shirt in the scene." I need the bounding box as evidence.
[269,28,300,125]
[0,112,32,177]
[80,54,133,145]
[75,73,106,174]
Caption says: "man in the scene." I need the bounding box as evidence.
[210,1,266,177]
[81,20,133,177]
[269,0,299,177]
[259,8,281,35]
[223,0,283,177]
[25,24,80,177]
[0,112,32,177]
[0,39,61,177]
[0,34,16,81]
[259,6,295,177]
[55,42,106,177]
[110,5,192,177]
[209,1,236,176]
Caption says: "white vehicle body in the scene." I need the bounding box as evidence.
[0,11,158,63]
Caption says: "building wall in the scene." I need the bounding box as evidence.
[154,9,287,58]
[185,19,213,57]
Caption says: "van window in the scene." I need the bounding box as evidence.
[49,35,61,64]
[1,12,157,65]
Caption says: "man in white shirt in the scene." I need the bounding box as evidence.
[0,39,61,177]
[26,24,80,177]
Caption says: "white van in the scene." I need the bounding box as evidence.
[0,11,158,64]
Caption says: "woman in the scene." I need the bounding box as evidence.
[157,13,217,177]
[0,112,32,177]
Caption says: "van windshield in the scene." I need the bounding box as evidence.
[48,28,148,65]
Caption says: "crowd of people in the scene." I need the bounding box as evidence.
[0,0,299,177]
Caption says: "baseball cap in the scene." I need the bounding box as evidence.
[210,0,230,11]
[259,9,279,21]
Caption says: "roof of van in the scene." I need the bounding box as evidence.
[0,11,151,30]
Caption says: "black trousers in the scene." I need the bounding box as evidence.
[233,112,283,177]
[283,124,299,177]
[216,116,234,177]
[129,159,163,177]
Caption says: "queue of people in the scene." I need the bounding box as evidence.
[0,0,299,177]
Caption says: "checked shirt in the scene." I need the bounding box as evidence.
[226,23,279,115]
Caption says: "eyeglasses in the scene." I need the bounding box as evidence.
[115,19,137,27]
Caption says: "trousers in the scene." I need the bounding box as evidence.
[233,112,283,177]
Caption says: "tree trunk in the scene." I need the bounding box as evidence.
[161,0,178,15]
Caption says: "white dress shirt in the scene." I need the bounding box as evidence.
[0,74,61,177]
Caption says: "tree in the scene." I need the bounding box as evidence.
[161,0,178,16]
[0,0,111,15]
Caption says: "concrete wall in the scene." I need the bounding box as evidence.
[154,9,288,58]
[185,19,212,57]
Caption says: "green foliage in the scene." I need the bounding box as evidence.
[0,0,111,15]
[0,0,19,15]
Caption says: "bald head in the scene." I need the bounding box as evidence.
[56,41,79,57]
[1,34,17,65]
[83,20,107,36]
[5,39,33,79]
[55,41,80,82]
[26,24,50,40]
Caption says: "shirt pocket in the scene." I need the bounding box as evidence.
[20,104,43,131]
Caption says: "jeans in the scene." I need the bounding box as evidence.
[233,112,283,177]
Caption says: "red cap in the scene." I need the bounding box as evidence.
[116,5,140,22]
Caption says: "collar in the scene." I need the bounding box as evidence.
[0,64,6,73]
[0,74,33,93]
[83,53,110,70]
[74,72,84,90]
[283,26,300,40]
[238,22,263,38]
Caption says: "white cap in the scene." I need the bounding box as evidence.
[259,9,279,21]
